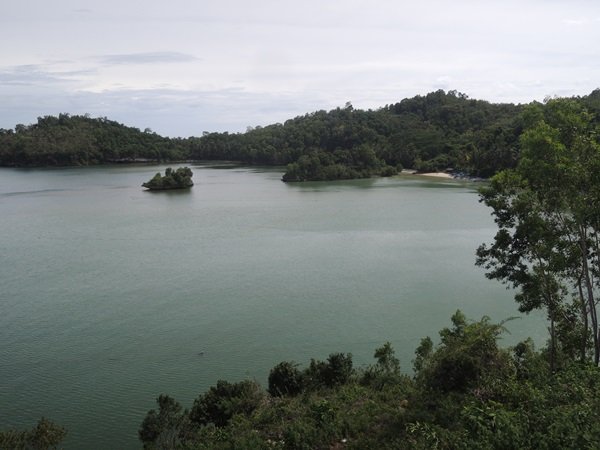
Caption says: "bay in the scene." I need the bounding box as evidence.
[0,164,545,449]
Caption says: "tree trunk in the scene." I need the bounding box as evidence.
[579,232,599,365]
[577,279,589,362]
[549,315,556,373]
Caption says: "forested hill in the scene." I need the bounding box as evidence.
[2,90,599,180]
[0,114,190,166]
[190,91,523,179]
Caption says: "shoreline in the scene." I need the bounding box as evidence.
[401,169,486,182]
[416,172,454,179]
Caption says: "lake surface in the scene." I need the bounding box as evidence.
[0,164,545,449]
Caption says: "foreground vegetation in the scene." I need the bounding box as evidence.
[5,313,599,450]
[136,313,600,449]
[2,90,599,182]
[0,418,66,450]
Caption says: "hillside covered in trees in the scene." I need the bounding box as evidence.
[2,89,599,181]
[190,91,525,180]
[0,114,189,166]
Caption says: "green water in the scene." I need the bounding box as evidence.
[0,164,545,449]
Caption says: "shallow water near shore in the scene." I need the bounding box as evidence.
[0,164,545,449]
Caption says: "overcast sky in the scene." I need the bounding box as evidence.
[1,0,599,137]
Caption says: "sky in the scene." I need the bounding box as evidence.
[1,0,599,137]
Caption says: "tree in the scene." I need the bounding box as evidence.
[360,342,403,389]
[477,98,600,367]
[142,167,194,190]
[139,395,188,450]
[189,380,264,427]
[415,311,511,393]
[304,352,354,389]
[413,336,433,372]
[268,361,304,397]
[0,417,66,450]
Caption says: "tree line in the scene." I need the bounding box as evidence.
[0,113,188,166]
[2,90,599,181]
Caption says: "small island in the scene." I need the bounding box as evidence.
[142,167,194,190]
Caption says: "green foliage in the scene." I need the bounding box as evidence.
[413,336,433,373]
[189,379,264,427]
[416,311,512,394]
[136,311,600,449]
[304,352,354,389]
[273,91,524,181]
[455,363,600,450]
[142,166,193,190]
[407,314,600,449]
[512,338,549,381]
[374,342,401,374]
[360,342,405,390]
[0,417,66,450]
[0,114,189,166]
[138,394,189,450]
[3,91,600,183]
[477,97,600,366]
[268,361,304,397]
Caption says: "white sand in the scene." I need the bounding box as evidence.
[417,172,454,179]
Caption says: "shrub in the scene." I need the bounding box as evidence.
[189,380,264,427]
[268,361,304,397]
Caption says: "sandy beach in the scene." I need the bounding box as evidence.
[416,172,454,179]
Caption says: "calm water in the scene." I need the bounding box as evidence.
[0,164,545,449]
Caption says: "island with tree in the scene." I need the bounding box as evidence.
[142,167,194,190]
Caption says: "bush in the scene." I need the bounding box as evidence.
[379,165,398,177]
[0,417,66,450]
[415,311,512,393]
[361,342,404,389]
[189,380,264,427]
[268,361,304,397]
[304,353,353,389]
[138,395,188,449]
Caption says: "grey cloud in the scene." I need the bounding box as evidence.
[97,52,200,66]
[0,64,93,86]
[73,86,325,131]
